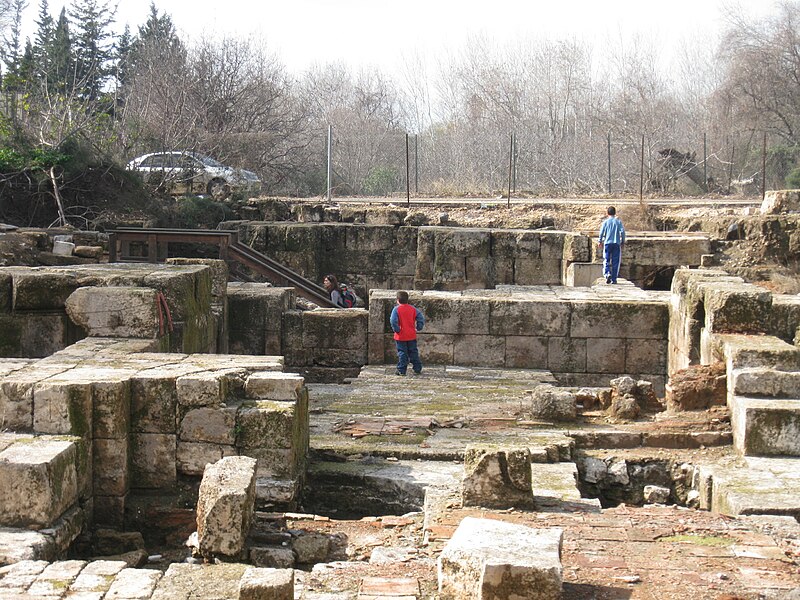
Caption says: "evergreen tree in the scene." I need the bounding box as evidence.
[1,0,28,79]
[114,23,131,88]
[32,0,54,74]
[129,1,183,68]
[48,7,74,94]
[68,0,115,100]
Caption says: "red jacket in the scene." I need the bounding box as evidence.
[390,303,424,341]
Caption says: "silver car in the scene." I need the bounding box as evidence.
[127,151,261,199]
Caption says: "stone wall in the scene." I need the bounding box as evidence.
[368,287,669,392]
[225,220,710,298]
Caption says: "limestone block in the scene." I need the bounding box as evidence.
[33,382,93,437]
[368,333,385,364]
[0,559,49,586]
[93,437,129,496]
[705,284,772,334]
[438,517,563,600]
[585,338,626,373]
[731,396,800,456]
[250,547,295,569]
[176,441,236,476]
[70,559,127,593]
[166,258,228,300]
[130,373,178,434]
[0,375,37,430]
[415,296,490,335]
[548,338,587,372]
[732,368,800,398]
[0,313,70,359]
[73,245,104,259]
[625,338,667,374]
[104,567,163,599]
[236,401,299,450]
[0,438,77,527]
[197,456,257,559]
[345,224,395,251]
[514,258,563,285]
[0,272,11,312]
[529,386,576,422]
[130,434,176,489]
[65,287,160,338]
[571,301,669,339]
[760,189,800,214]
[563,233,592,263]
[538,231,568,259]
[720,334,800,371]
[453,335,505,368]
[176,372,227,408]
[565,263,603,287]
[12,270,80,310]
[239,567,293,600]
[142,266,211,323]
[179,407,236,445]
[415,334,454,364]
[92,379,131,439]
[245,372,305,401]
[301,309,368,349]
[254,477,299,503]
[489,300,569,337]
[248,448,302,479]
[504,336,548,369]
[462,447,534,509]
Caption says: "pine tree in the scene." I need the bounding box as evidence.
[48,7,74,94]
[68,0,115,100]
[114,24,131,88]
[129,1,184,68]
[32,0,54,75]
[1,0,28,79]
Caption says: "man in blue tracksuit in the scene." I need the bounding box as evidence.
[598,206,626,284]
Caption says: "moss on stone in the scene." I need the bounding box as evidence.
[659,534,732,547]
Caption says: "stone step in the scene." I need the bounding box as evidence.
[731,395,800,456]
[708,457,800,518]
[730,367,800,398]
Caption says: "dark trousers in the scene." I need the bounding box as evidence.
[603,243,621,283]
[395,339,422,374]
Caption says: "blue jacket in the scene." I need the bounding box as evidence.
[599,216,626,245]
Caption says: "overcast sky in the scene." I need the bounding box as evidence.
[23,0,776,75]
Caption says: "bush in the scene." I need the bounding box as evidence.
[362,166,398,196]
[786,166,800,189]
[169,197,234,229]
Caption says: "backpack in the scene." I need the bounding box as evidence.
[339,283,358,308]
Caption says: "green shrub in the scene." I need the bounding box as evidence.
[362,166,398,196]
[786,166,800,189]
[169,196,234,229]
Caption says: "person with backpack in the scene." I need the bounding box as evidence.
[323,274,358,308]
[389,290,425,376]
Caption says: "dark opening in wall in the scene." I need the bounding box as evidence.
[641,266,677,291]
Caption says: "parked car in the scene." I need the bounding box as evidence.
[127,151,261,199]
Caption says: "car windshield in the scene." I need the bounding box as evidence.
[195,155,225,168]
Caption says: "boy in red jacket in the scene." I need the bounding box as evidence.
[389,290,425,375]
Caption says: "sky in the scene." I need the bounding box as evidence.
[21,0,777,75]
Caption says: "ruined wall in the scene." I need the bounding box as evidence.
[0,264,220,358]
[369,288,669,392]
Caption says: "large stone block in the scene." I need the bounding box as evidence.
[705,283,773,334]
[625,338,667,374]
[247,447,302,479]
[732,368,800,398]
[564,263,603,287]
[505,336,548,369]
[12,270,81,310]
[197,456,257,559]
[130,433,176,489]
[301,309,368,349]
[65,287,160,338]
[585,338,626,373]
[529,386,576,422]
[453,335,505,368]
[236,401,299,450]
[176,372,227,408]
[245,372,304,401]
[239,567,293,600]
[720,334,800,371]
[92,378,131,439]
[33,382,93,437]
[93,437,129,496]
[438,517,563,600]
[0,438,77,527]
[548,338,587,373]
[415,296,490,335]
[179,407,237,445]
[0,272,11,313]
[462,447,533,509]
[513,258,563,285]
[105,567,163,599]
[176,442,236,476]
[760,189,800,214]
[0,313,73,358]
[345,224,395,252]
[415,334,454,364]
[731,396,800,456]
[489,300,569,337]
[130,372,179,434]
[570,301,668,339]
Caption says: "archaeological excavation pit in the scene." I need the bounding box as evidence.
[0,195,799,598]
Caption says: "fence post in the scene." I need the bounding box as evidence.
[728,146,735,195]
[512,135,517,194]
[639,134,645,203]
[405,133,410,207]
[507,133,514,208]
[415,135,419,195]
[607,132,612,195]
[703,132,708,192]
[326,125,332,202]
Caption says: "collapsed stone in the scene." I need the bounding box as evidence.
[196,456,257,559]
[529,386,576,421]
[462,447,533,509]
[438,516,563,600]
[665,363,726,411]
